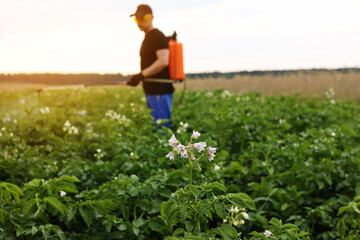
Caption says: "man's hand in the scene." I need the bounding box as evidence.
[127,72,145,86]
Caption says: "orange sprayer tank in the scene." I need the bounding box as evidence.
[169,39,185,80]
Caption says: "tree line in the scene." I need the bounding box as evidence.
[0,73,128,85]
[185,68,360,79]
[0,68,359,85]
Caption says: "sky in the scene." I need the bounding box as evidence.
[0,0,360,75]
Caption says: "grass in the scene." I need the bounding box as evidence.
[0,83,57,91]
[176,70,360,100]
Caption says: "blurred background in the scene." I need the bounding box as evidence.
[0,0,359,98]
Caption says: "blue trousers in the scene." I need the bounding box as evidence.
[146,93,173,128]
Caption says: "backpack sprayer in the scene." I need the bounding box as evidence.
[168,32,185,81]
[169,31,186,104]
[168,31,185,81]
[167,31,186,105]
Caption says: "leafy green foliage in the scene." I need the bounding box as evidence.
[336,195,360,239]
[1,87,359,239]
[249,218,310,240]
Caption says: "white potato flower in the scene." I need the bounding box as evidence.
[214,165,221,171]
[264,230,272,237]
[192,131,201,139]
[194,142,206,152]
[169,134,180,147]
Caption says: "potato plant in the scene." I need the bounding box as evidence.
[1,87,359,239]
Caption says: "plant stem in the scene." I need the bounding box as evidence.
[188,157,192,203]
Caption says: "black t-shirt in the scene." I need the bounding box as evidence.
[140,29,174,95]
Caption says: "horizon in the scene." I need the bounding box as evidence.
[1,66,359,77]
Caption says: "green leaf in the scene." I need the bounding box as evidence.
[2,182,23,195]
[0,182,23,203]
[316,179,324,190]
[104,221,112,233]
[132,217,145,228]
[337,206,348,216]
[269,217,282,227]
[205,209,212,220]
[93,199,117,212]
[282,223,300,231]
[205,182,227,193]
[254,197,280,210]
[356,183,360,195]
[40,225,50,240]
[43,197,68,214]
[0,209,6,224]
[148,216,166,233]
[166,206,180,229]
[118,224,127,231]
[189,185,200,199]
[132,226,140,236]
[166,170,189,187]
[185,221,193,233]
[350,202,360,214]
[337,218,346,237]
[215,201,227,219]
[58,175,80,183]
[296,231,310,238]
[31,226,38,235]
[49,224,65,240]
[280,203,290,211]
[226,193,256,210]
[179,201,187,218]
[218,224,238,240]
[67,205,77,221]
[26,179,43,188]
[56,184,78,194]
[172,228,185,237]
[161,200,175,217]
[34,201,46,218]
[128,186,139,197]
[254,213,268,226]
[79,204,93,228]
[130,174,139,182]
[216,150,230,161]
[22,199,37,217]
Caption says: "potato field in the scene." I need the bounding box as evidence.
[0,87,359,240]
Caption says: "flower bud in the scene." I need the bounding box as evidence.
[233,206,239,213]
[241,212,249,219]
[60,190,67,197]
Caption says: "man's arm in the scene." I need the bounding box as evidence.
[126,48,169,86]
[141,49,169,78]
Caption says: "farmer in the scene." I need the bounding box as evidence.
[127,4,174,128]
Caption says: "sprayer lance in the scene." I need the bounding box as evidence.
[36,78,181,92]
